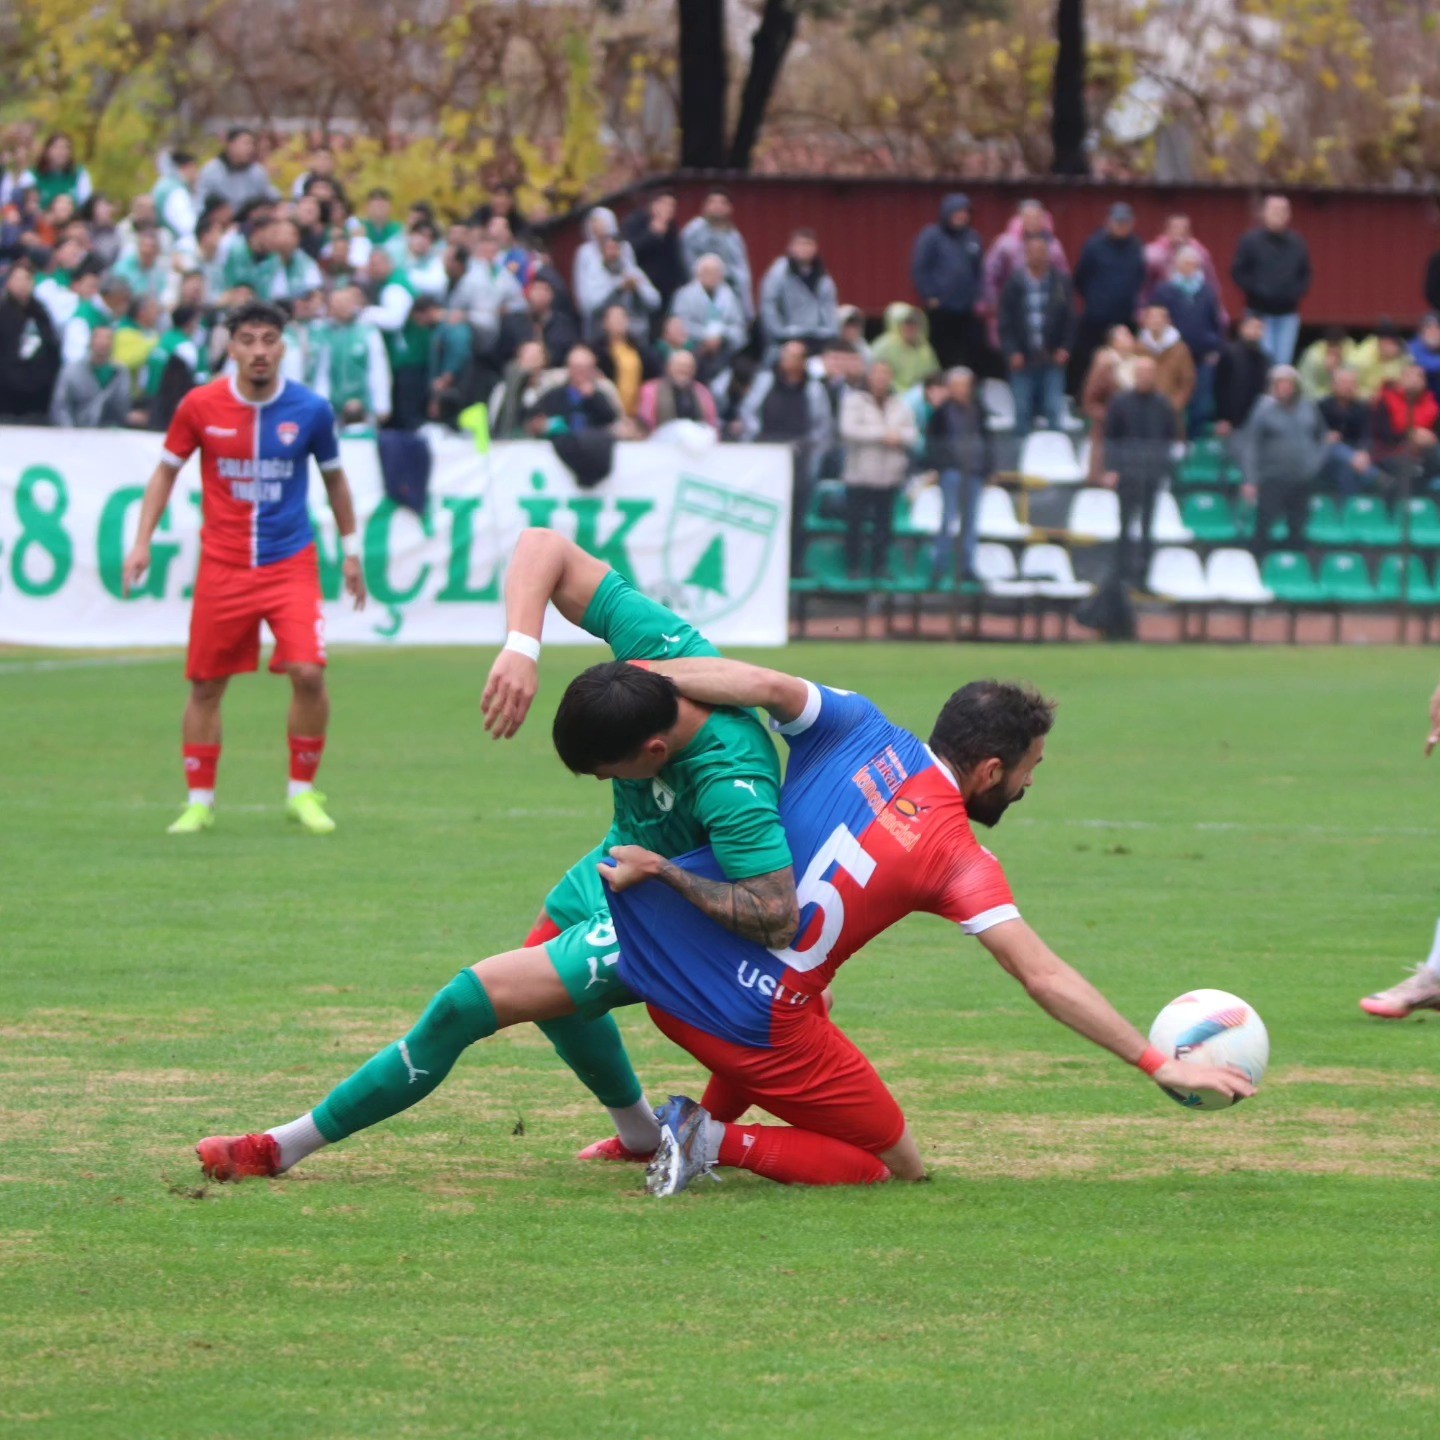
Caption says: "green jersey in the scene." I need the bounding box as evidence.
[543,570,789,930]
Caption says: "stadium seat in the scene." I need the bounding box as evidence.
[981,378,1016,432]
[1020,544,1094,599]
[1148,491,1194,543]
[1319,551,1380,603]
[975,542,1039,596]
[1404,496,1440,548]
[1181,491,1238,543]
[792,537,864,592]
[1305,494,1347,546]
[803,480,846,535]
[1066,487,1120,541]
[1019,430,1085,485]
[1205,548,1273,604]
[1400,553,1440,604]
[1146,547,1215,601]
[1343,495,1402,547]
[902,484,944,536]
[977,485,1031,541]
[882,541,934,593]
[1261,551,1325,603]
[1058,395,1087,435]
[1075,436,1092,477]
[1179,439,1228,486]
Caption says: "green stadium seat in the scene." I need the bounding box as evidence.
[1343,495,1402,547]
[882,541,934,593]
[1404,497,1440,548]
[1375,554,1403,602]
[1305,494,1347,546]
[792,537,864,593]
[1319,551,1380,603]
[803,480,846,536]
[1261,551,1325,603]
[1390,554,1440,604]
[1181,491,1238,543]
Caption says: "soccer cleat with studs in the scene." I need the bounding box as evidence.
[196,1132,281,1181]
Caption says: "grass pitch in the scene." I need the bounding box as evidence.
[3,641,1438,1439]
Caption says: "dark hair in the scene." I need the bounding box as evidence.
[172,303,201,330]
[552,662,680,774]
[921,369,946,390]
[367,186,392,202]
[409,219,438,240]
[74,255,106,281]
[35,133,74,175]
[171,150,196,168]
[447,244,471,266]
[225,126,255,144]
[226,299,288,334]
[929,680,1056,774]
[790,227,818,243]
[821,338,857,355]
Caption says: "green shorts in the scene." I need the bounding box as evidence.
[545,908,640,1022]
[544,844,610,932]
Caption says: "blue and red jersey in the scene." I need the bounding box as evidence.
[162,377,341,568]
[611,683,1019,1048]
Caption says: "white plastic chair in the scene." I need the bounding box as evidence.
[1146,547,1215,602]
[1206,548,1274,603]
[1148,491,1194,544]
[1059,394,1087,435]
[976,543,1039,597]
[1075,436,1092,478]
[1066,487,1120,541]
[977,485,1031,541]
[1020,544,1095,599]
[1019,430,1085,486]
[981,378,1016,432]
[906,484,944,535]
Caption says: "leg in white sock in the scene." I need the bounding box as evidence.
[606,1099,662,1153]
[1421,917,1440,978]
[266,1112,330,1173]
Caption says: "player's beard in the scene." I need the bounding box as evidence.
[967,780,1024,829]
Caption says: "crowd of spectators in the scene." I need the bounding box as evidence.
[4,124,1440,586]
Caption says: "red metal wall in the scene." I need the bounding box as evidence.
[549,174,1440,329]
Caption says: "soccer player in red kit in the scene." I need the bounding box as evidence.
[121,301,367,835]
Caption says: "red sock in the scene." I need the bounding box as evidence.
[717,1123,891,1186]
[183,743,220,794]
[701,1073,756,1124]
[288,734,326,786]
[522,916,564,947]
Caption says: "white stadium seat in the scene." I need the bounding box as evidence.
[906,484,943,535]
[1146,546,1215,601]
[981,377,1017,432]
[1206,548,1274,603]
[1066,487,1120,541]
[975,543,1039,597]
[1020,544,1095,599]
[1019,430,1085,485]
[977,485,1031,541]
[1148,491,1194,544]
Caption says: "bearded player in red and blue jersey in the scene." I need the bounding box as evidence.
[596,659,1255,1193]
[122,301,367,835]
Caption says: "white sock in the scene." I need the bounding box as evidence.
[1421,917,1440,978]
[188,789,215,807]
[701,1114,726,1168]
[287,780,314,800]
[607,1099,662,1153]
[266,1112,329,1172]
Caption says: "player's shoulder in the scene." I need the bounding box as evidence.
[277,380,332,417]
[181,376,235,412]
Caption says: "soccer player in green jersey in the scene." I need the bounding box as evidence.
[196,530,801,1180]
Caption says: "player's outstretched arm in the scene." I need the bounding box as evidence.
[121,461,181,595]
[482,529,612,738]
[604,848,800,948]
[647,658,811,725]
[978,919,1256,1103]
[322,466,366,611]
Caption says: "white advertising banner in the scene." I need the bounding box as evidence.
[0,431,792,648]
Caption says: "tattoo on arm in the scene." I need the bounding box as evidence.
[655,862,800,949]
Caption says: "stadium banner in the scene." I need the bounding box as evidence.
[0,430,792,649]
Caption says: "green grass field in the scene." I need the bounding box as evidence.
[4,641,1438,1439]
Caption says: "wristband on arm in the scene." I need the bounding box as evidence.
[504,631,542,662]
[340,532,361,559]
[1136,1045,1168,1077]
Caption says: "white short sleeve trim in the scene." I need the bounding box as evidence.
[961,904,1021,936]
[159,449,185,469]
[771,679,823,736]
[318,457,343,472]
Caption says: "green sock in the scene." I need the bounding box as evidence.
[535,1012,644,1110]
[312,969,498,1143]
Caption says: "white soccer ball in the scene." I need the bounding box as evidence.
[1148,988,1269,1110]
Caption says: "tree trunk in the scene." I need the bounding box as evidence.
[678,0,728,169]
[727,0,798,171]
[1051,0,1089,176]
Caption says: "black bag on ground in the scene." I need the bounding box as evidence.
[1074,572,1136,640]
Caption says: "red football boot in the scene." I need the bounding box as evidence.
[196,1132,281,1181]
[576,1135,655,1163]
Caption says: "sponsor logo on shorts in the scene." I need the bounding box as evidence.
[277,421,300,447]
[733,779,757,797]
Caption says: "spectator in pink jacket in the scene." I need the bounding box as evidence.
[636,348,718,434]
[982,199,1069,340]
[1142,213,1226,322]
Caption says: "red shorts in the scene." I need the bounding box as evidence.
[188,546,326,683]
[648,1002,906,1154]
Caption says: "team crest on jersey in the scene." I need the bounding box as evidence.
[277,421,300,447]
[651,778,676,813]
